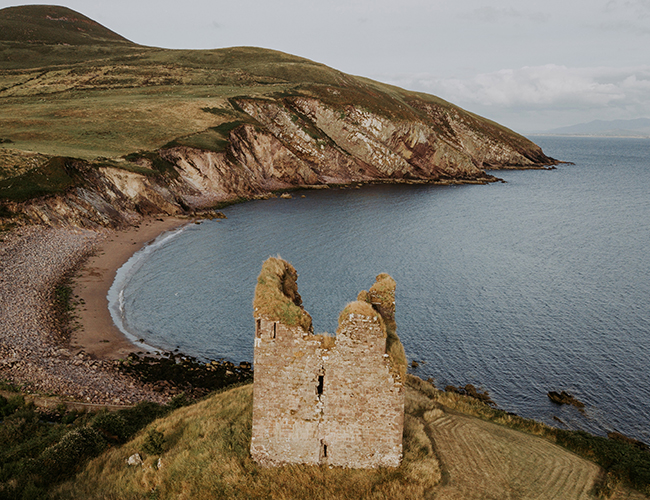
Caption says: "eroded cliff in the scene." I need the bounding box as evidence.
[0,6,558,228]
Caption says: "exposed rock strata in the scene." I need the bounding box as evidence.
[5,94,557,229]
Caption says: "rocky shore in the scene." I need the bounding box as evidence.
[0,225,166,404]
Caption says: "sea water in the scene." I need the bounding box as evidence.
[110,136,650,442]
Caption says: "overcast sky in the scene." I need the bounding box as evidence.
[2,0,649,132]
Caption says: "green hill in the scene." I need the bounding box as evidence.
[0,5,130,45]
[0,5,557,226]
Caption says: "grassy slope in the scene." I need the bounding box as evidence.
[53,383,440,500]
[0,6,545,167]
[52,378,649,500]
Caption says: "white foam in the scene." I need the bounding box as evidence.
[107,224,189,353]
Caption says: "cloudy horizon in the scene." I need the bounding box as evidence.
[2,0,649,132]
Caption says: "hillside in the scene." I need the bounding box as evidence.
[48,377,647,500]
[0,5,558,228]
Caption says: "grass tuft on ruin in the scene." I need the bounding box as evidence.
[253,257,313,332]
[356,273,408,382]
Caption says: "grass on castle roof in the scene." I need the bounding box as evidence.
[253,257,313,332]
[354,273,408,383]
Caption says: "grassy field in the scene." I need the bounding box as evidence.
[2,372,649,498]
[40,377,648,500]
[52,383,440,500]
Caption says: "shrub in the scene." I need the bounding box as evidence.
[141,429,165,456]
[91,411,129,443]
[39,427,107,481]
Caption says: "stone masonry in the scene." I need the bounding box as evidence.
[250,258,405,468]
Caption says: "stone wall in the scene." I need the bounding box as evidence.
[250,258,405,468]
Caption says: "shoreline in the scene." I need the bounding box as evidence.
[0,224,168,403]
[70,216,191,360]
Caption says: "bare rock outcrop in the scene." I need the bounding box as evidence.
[4,91,557,229]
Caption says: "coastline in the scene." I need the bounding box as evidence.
[70,216,191,360]
[0,224,165,403]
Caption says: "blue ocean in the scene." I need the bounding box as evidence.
[109,136,650,442]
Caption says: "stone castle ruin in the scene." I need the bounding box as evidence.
[250,257,406,468]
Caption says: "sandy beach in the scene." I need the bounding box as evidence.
[71,216,190,360]
[0,217,190,404]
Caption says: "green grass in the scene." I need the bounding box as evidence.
[4,373,648,498]
[52,384,441,500]
[0,382,195,500]
[406,376,650,496]
[0,156,80,201]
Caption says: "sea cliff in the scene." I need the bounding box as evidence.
[0,5,557,229]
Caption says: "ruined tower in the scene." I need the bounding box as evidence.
[250,257,406,468]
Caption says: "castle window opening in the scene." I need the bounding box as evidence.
[317,375,324,396]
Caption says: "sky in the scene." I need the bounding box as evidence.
[2,0,650,132]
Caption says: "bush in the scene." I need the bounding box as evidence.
[118,401,167,439]
[91,411,129,443]
[0,394,25,417]
[39,427,107,481]
[142,429,165,456]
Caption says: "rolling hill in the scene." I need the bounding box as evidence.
[0,5,558,227]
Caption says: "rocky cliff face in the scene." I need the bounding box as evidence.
[5,93,557,229]
[0,5,558,229]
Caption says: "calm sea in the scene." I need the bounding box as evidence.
[109,136,650,442]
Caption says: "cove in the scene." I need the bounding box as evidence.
[112,136,650,443]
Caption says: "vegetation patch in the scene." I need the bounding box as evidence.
[0,389,190,500]
[253,257,313,332]
[0,156,81,202]
[122,151,178,177]
[163,120,259,153]
[357,273,408,381]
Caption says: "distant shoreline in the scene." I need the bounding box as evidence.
[527,133,650,139]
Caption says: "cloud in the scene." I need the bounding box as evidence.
[380,65,650,115]
[599,0,650,34]
[463,6,550,23]
[596,20,650,35]
[606,0,650,17]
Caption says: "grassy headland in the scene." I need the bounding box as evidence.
[2,377,634,499]
[0,5,556,216]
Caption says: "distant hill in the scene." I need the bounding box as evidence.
[542,118,650,137]
[0,5,131,46]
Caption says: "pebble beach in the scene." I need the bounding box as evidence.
[0,224,173,405]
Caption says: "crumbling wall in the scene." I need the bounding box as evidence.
[250,258,405,468]
[251,318,324,465]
